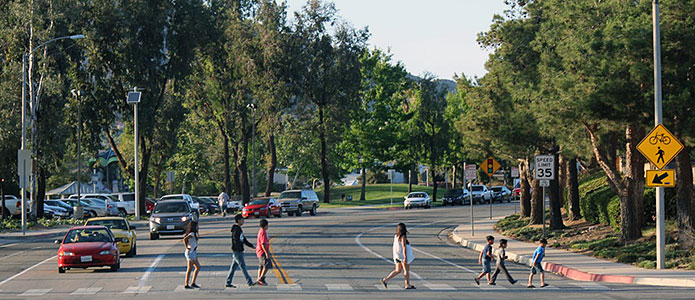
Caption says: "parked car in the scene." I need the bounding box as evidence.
[227,199,242,213]
[145,197,157,214]
[159,194,199,220]
[1,195,28,217]
[63,199,102,218]
[442,189,468,206]
[404,192,431,209]
[109,192,137,216]
[45,200,75,218]
[81,198,119,217]
[195,197,221,214]
[148,200,194,240]
[85,217,137,257]
[72,194,128,216]
[278,190,320,216]
[490,186,512,203]
[242,197,282,218]
[512,187,521,200]
[44,204,70,219]
[470,185,493,204]
[55,225,121,273]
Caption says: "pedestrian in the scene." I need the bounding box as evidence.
[218,191,229,217]
[527,238,548,288]
[474,235,495,285]
[183,221,201,289]
[490,239,517,285]
[380,223,416,290]
[225,214,256,288]
[256,218,271,286]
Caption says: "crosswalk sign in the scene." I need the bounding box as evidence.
[481,156,501,178]
[637,124,683,170]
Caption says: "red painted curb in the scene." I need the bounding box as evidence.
[386,207,403,211]
[544,261,635,284]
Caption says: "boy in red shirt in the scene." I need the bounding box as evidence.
[256,219,271,286]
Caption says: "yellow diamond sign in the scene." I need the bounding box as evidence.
[481,156,501,177]
[637,124,684,170]
[645,169,675,188]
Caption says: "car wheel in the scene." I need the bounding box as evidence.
[442,203,446,207]
[110,261,120,272]
[310,204,317,216]
[2,208,10,217]
[150,232,159,240]
[58,267,65,274]
[126,242,136,257]
[118,209,127,218]
[89,210,97,218]
[276,211,282,218]
[296,206,303,216]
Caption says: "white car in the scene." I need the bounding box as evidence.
[470,185,493,204]
[44,204,70,218]
[404,192,431,209]
[1,195,29,217]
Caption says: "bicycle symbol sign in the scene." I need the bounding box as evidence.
[637,124,684,170]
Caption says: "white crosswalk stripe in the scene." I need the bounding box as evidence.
[476,283,508,290]
[374,284,406,291]
[123,286,151,294]
[424,283,456,290]
[326,283,353,291]
[276,284,302,291]
[71,287,102,295]
[570,281,610,290]
[18,289,51,296]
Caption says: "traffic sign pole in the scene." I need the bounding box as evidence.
[542,186,546,239]
[465,162,474,236]
[652,0,665,270]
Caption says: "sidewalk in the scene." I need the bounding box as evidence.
[450,216,695,288]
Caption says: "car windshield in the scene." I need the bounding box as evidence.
[408,193,426,198]
[471,186,483,192]
[86,219,129,230]
[491,187,503,192]
[279,192,301,199]
[161,196,185,201]
[446,190,461,196]
[199,198,216,204]
[249,199,269,205]
[154,202,189,213]
[48,201,71,209]
[83,199,105,206]
[64,228,112,243]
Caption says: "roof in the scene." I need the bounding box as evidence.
[85,217,128,222]
[46,181,111,196]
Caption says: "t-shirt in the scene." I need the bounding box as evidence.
[532,246,545,265]
[256,228,269,257]
[482,243,493,262]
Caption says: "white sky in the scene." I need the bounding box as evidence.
[283,0,509,80]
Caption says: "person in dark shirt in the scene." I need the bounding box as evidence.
[475,235,495,285]
[490,239,517,285]
[225,214,256,288]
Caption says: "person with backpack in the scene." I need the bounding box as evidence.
[225,214,256,288]
[183,221,201,289]
[380,223,416,290]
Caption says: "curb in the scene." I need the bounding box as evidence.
[450,225,695,288]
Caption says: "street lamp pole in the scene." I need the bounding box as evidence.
[652,0,665,270]
[247,103,257,198]
[72,90,84,220]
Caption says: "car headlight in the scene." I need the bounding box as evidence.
[152,217,161,223]
[181,216,189,222]
[121,238,129,243]
[100,250,112,255]
[60,251,74,256]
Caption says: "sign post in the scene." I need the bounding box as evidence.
[535,155,555,239]
[465,163,477,236]
[511,167,519,213]
[166,171,175,194]
[127,89,142,220]
[388,169,395,206]
[17,149,31,235]
[482,157,501,219]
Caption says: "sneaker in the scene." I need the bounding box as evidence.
[474,278,480,286]
[256,281,266,286]
[405,285,416,290]
[191,283,201,288]
[541,283,549,288]
[225,284,236,288]
[488,282,496,285]
[184,285,193,289]
[380,278,388,288]
[260,279,268,285]
[511,280,518,285]
[527,285,535,288]
[248,282,256,287]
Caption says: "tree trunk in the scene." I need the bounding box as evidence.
[408,167,413,193]
[627,125,645,228]
[549,152,565,230]
[519,159,531,218]
[36,166,46,219]
[452,164,457,188]
[360,166,366,201]
[264,134,277,196]
[319,107,330,203]
[105,129,134,177]
[239,134,250,204]
[431,167,438,202]
[223,132,232,195]
[233,146,241,195]
[566,157,582,220]
[138,137,151,216]
[529,175,543,225]
[676,146,695,248]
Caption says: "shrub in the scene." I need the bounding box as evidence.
[638,260,656,269]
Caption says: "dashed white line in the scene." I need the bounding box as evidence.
[18,289,51,296]
[570,281,610,290]
[425,283,456,290]
[276,284,302,291]
[0,255,57,286]
[0,251,25,261]
[139,254,165,286]
[71,287,102,295]
[123,286,151,294]
[326,283,353,291]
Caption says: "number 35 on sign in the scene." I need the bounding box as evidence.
[535,155,555,180]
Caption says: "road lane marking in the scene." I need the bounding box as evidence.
[326,283,353,290]
[276,283,301,291]
[18,289,51,296]
[374,284,404,291]
[123,286,151,293]
[174,285,196,292]
[139,254,165,287]
[0,255,56,286]
[0,243,18,248]
[477,283,508,290]
[71,287,102,295]
[269,237,292,284]
[570,281,610,290]
[411,247,476,273]
[425,283,456,290]
[0,251,25,261]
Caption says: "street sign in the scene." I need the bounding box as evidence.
[481,156,501,177]
[387,169,395,180]
[127,91,141,104]
[539,179,550,187]
[17,150,31,189]
[646,169,675,188]
[465,164,477,181]
[511,167,519,178]
[637,124,683,170]
[535,155,555,180]
[166,171,175,183]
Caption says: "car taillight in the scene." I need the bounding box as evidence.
[16,201,21,208]
[107,204,113,208]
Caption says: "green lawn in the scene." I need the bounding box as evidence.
[318,184,443,208]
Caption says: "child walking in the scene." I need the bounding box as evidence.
[527,238,548,288]
[183,221,201,289]
[490,239,517,285]
[474,235,495,285]
[381,223,416,290]
[256,219,271,286]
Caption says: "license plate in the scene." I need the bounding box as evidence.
[254,212,259,215]
[80,256,92,262]
[166,225,175,230]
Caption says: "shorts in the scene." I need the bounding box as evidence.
[258,255,272,269]
[482,260,491,273]
[531,263,544,274]
[185,250,197,261]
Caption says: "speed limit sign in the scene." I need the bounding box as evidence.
[535,155,555,180]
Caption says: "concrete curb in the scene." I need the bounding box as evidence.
[450,224,695,288]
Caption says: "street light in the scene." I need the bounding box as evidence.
[21,34,84,232]
[247,103,257,198]
[70,89,84,220]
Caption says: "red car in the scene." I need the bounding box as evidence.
[56,225,121,273]
[512,188,521,200]
[242,197,282,218]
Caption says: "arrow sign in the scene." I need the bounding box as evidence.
[645,169,675,188]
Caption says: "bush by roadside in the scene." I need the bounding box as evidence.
[1,217,84,232]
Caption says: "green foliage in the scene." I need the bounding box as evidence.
[1,217,83,231]
[578,171,619,227]
[318,183,436,208]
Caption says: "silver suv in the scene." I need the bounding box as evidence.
[278,190,319,216]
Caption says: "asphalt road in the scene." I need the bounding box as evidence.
[0,202,693,299]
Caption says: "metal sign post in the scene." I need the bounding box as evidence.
[17,149,30,235]
[465,163,477,236]
[388,169,395,206]
[535,155,555,240]
[127,89,141,220]
[539,179,550,239]
[652,0,665,269]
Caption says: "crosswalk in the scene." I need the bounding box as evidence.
[2,281,615,296]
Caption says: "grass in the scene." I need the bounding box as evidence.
[317,184,441,208]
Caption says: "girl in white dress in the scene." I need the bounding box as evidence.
[381,223,415,289]
[183,221,200,289]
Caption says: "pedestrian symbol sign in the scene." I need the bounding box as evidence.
[645,169,675,188]
[481,156,501,177]
[637,124,683,170]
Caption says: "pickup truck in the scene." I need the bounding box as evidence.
[470,185,493,204]
[1,195,28,217]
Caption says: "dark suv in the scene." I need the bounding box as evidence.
[442,189,469,206]
[148,200,194,240]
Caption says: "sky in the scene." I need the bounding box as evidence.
[283,0,509,80]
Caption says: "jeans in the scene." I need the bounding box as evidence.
[226,252,254,285]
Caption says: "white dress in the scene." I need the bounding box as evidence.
[392,235,414,264]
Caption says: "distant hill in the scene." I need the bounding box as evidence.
[406,74,457,94]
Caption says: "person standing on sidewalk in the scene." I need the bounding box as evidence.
[474,235,495,285]
[490,239,517,285]
[183,221,201,289]
[225,214,256,288]
[381,223,416,290]
[527,238,548,288]
[218,192,229,217]
[256,218,271,286]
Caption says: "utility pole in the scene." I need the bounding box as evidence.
[72,90,84,219]
[247,103,257,198]
[652,0,665,270]
[127,89,142,220]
